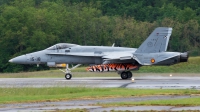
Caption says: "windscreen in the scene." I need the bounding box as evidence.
[46,43,79,50]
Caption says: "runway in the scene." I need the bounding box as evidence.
[0,76,200,89]
[1,76,200,111]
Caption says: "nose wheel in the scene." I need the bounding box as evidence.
[65,73,72,80]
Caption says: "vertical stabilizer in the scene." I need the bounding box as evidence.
[135,27,172,53]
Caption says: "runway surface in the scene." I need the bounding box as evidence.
[0,76,200,89]
[1,76,200,111]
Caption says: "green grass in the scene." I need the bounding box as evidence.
[0,57,199,78]
[73,57,200,73]
[43,56,200,73]
[0,87,200,104]
[137,57,200,73]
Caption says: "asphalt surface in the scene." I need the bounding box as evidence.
[1,76,200,111]
[0,76,200,89]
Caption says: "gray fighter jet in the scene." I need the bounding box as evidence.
[9,27,188,80]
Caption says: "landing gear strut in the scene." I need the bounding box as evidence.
[120,71,132,79]
[59,64,81,80]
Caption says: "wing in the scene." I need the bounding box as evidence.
[102,52,142,64]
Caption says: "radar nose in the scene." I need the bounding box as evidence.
[8,55,27,64]
[8,59,13,63]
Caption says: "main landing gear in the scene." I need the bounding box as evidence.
[59,64,81,80]
[120,71,132,79]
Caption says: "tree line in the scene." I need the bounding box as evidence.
[0,0,200,72]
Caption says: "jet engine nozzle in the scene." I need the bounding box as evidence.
[180,52,189,62]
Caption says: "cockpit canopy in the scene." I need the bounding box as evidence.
[46,43,80,50]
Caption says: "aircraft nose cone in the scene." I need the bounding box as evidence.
[9,55,27,64]
[9,59,13,63]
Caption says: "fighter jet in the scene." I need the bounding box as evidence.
[9,27,189,80]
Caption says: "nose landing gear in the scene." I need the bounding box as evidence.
[59,64,81,80]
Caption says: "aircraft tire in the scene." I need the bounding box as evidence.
[121,72,128,79]
[127,71,132,78]
[65,73,72,80]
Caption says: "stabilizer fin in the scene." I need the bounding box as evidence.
[136,27,172,53]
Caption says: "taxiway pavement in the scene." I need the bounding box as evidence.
[1,76,200,111]
[0,76,200,89]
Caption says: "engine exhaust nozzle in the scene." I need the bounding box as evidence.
[180,52,189,62]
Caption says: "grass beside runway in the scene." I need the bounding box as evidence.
[57,57,200,74]
[60,57,200,73]
[0,57,200,78]
[69,56,200,73]
[0,87,200,104]
[138,56,200,73]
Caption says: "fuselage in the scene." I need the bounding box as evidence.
[8,27,189,80]
[9,45,137,65]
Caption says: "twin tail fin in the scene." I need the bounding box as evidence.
[135,27,172,53]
